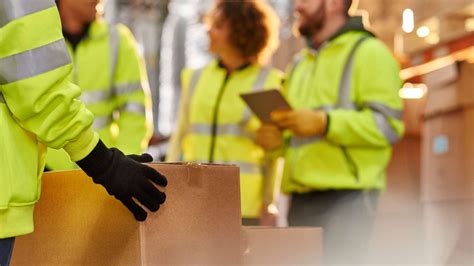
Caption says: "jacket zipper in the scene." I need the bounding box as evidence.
[209,73,230,163]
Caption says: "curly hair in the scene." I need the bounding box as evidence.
[206,0,280,64]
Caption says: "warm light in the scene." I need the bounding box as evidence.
[426,33,440,44]
[416,26,430,38]
[399,83,427,99]
[402,9,415,33]
[466,18,474,32]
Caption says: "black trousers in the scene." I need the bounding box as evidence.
[0,237,15,266]
[288,190,379,265]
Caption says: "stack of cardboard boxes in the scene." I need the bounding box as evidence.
[421,62,474,264]
[10,163,321,265]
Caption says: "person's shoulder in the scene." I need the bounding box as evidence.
[355,34,394,59]
[113,23,135,41]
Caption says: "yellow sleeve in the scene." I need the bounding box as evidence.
[0,4,98,161]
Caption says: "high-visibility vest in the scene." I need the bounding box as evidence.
[0,1,99,238]
[168,60,284,218]
[282,31,404,194]
[45,20,153,170]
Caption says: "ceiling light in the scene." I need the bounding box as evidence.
[399,83,427,99]
[466,18,474,32]
[402,9,415,33]
[416,26,430,38]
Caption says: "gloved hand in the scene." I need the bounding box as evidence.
[77,140,167,221]
[271,109,328,137]
[256,124,283,151]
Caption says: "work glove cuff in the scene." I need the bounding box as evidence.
[76,140,114,179]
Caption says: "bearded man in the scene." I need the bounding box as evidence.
[255,0,404,264]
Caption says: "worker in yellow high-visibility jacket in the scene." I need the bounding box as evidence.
[167,0,283,225]
[0,2,166,264]
[45,0,153,170]
[256,0,404,264]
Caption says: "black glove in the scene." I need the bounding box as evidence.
[77,140,167,221]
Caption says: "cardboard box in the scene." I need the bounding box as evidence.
[11,163,242,265]
[421,61,474,202]
[422,63,458,89]
[421,106,474,202]
[241,227,322,265]
[140,163,242,265]
[458,62,474,107]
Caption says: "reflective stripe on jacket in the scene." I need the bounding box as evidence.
[167,60,284,218]
[45,20,153,170]
[282,31,404,194]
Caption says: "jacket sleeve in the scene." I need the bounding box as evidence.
[0,2,98,161]
[326,38,405,148]
[165,68,193,162]
[113,24,153,155]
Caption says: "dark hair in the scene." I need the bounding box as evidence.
[206,0,280,64]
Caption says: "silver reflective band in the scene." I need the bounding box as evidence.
[337,36,370,109]
[115,82,142,95]
[290,135,323,148]
[190,123,253,138]
[93,116,112,130]
[121,102,146,114]
[196,160,260,175]
[0,0,55,27]
[0,39,71,85]
[108,23,119,85]
[80,90,111,105]
[366,102,403,120]
[0,93,5,104]
[241,68,271,125]
[372,112,400,144]
[188,67,204,97]
[316,105,336,112]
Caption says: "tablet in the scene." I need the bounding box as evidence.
[240,89,292,124]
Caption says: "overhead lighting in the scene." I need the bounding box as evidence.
[426,33,440,45]
[399,83,427,99]
[402,9,415,33]
[416,26,430,38]
[466,18,474,32]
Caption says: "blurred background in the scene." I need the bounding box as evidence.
[102,0,473,264]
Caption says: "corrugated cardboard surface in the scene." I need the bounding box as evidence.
[11,163,242,265]
[424,83,460,118]
[11,170,141,265]
[422,63,459,89]
[141,163,242,265]
[421,108,474,202]
[458,62,474,107]
[241,227,322,265]
[421,62,474,202]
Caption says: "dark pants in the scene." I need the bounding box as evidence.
[288,190,379,265]
[242,218,259,226]
[0,238,15,266]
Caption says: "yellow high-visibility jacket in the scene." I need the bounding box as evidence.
[167,60,284,218]
[282,17,404,194]
[0,1,99,238]
[45,19,153,170]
